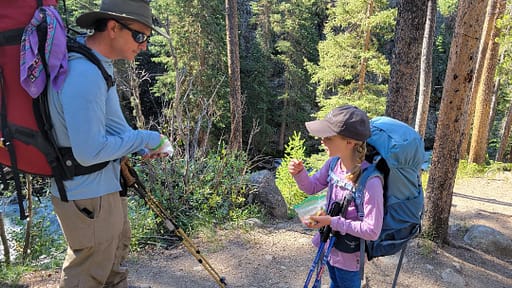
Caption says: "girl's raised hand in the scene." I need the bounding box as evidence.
[288,159,304,175]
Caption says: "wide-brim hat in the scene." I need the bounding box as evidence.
[76,0,170,39]
[305,105,371,141]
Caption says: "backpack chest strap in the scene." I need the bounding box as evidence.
[329,172,355,191]
[328,168,363,218]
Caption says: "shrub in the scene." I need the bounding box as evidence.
[128,144,262,248]
[276,132,308,211]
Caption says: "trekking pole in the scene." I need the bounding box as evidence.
[304,193,354,288]
[303,240,326,288]
[314,194,354,288]
[120,157,227,288]
[303,201,342,288]
[312,236,337,288]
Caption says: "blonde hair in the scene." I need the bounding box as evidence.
[345,140,367,184]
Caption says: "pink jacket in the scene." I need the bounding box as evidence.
[293,157,384,271]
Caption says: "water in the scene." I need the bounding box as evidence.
[422,150,432,171]
[0,195,62,261]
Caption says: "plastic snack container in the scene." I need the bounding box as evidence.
[293,193,327,226]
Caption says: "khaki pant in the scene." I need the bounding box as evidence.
[52,192,131,288]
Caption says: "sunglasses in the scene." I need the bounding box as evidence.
[114,20,150,44]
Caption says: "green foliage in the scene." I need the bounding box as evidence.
[456,160,487,178]
[149,0,231,145]
[128,146,261,248]
[433,0,457,91]
[313,93,386,120]
[9,203,66,268]
[128,197,160,250]
[0,199,66,284]
[420,222,441,243]
[0,264,31,284]
[239,27,275,154]
[262,0,324,149]
[276,132,308,209]
[433,25,450,86]
[417,238,436,257]
[307,0,393,118]
[56,0,99,31]
[307,151,330,172]
[456,160,512,179]
[438,0,458,17]
[493,9,512,161]
[421,171,429,190]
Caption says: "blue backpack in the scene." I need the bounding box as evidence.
[328,116,424,284]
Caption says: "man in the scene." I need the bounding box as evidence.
[48,0,172,286]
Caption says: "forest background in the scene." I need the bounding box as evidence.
[1,0,512,284]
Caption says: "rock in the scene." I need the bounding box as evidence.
[463,225,512,258]
[248,170,288,219]
[441,268,465,287]
[244,218,263,227]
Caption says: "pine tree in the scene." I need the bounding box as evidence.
[307,0,394,118]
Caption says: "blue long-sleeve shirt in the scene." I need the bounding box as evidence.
[48,39,160,200]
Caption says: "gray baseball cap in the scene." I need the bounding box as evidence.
[76,0,170,39]
[305,105,371,141]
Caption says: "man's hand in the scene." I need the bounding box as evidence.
[144,135,174,159]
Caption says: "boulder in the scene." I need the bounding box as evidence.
[248,170,288,219]
[464,224,512,258]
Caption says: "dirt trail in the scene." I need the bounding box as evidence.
[20,172,512,288]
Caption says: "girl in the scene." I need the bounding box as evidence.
[289,105,384,288]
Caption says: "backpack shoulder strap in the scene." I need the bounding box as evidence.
[66,38,114,89]
[354,164,383,219]
[353,164,383,281]
[328,156,339,176]
[326,156,339,209]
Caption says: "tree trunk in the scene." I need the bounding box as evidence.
[358,0,374,94]
[415,0,437,137]
[386,0,428,125]
[226,0,243,151]
[279,96,288,152]
[22,175,32,262]
[257,1,272,52]
[0,212,10,266]
[460,0,499,158]
[468,0,506,164]
[129,62,146,129]
[169,29,182,146]
[423,0,488,244]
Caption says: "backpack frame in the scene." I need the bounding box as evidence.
[0,1,113,219]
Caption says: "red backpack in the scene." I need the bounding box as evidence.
[0,0,112,218]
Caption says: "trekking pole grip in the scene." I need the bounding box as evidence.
[120,157,136,187]
[320,201,342,242]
